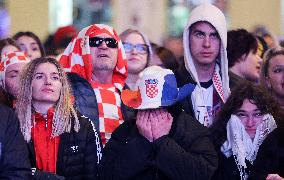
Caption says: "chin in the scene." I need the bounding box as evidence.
[197,59,216,66]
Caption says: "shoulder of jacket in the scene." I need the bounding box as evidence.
[176,112,209,135]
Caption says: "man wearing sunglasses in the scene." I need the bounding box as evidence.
[60,24,131,147]
[89,36,119,78]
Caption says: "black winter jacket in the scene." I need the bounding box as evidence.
[28,112,102,180]
[99,111,218,180]
[0,104,31,179]
[174,62,196,117]
[228,71,247,90]
[249,112,284,179]
[211,112,284,180]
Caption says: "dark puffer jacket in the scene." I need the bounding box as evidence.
[99,110,218,180]
[0,104,31,179]
[67,72,136,131]
[28,112,102,180]
[174,62,195,117]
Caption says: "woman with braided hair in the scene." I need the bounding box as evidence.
[16,57,102,180]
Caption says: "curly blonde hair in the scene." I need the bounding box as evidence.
[16,57,79,142]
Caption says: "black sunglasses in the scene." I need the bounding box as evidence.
[89,37,118,48]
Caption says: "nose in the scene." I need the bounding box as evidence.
[98,41,108,49]
[246,116,255,127]
[25,49,32,59]
[130,47,138,54]
[203,36,211,48]
[257,55,262,65]
[45,77,52,85]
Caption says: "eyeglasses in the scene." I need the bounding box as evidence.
[89,37,118,48]
[123,43,148,54]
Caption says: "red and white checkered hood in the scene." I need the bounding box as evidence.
[59,24,128,91]
[0,51,30,88]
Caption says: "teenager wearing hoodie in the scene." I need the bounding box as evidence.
[175,3,230,127]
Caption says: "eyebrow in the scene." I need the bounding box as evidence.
[34,72,59,75]
[192,29,218,36]
[6,70,19,74]
[272,65,284,68]
[192,30,205,34]
[236,108,261,113]
[236,110,246,113]
[30,42,39,46]
[20,42,38,46]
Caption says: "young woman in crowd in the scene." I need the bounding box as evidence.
[0,38,21,59]
[261,47,284,110]
[13,31,46,60]
[120,28,152,90]
[211,82,283,179]
[16,57,102,179]
[0,51,30,107]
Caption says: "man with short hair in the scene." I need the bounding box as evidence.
[227,29,262,88]
[175,3,230,127]
[59,24,131,146]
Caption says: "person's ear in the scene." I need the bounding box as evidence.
[239,54,247,62]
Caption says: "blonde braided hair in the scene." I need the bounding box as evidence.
[16,57,79,142]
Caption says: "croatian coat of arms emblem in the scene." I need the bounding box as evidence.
[145,79,158,98]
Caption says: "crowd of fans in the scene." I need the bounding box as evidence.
[0,3,283,180]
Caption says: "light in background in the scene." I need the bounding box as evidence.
[49,0,73,33]
[0,0,10,38]
[73,0,112,31]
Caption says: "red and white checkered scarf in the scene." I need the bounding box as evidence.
[59,24,128,146]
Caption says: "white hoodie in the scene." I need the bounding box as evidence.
[183,3,230,126]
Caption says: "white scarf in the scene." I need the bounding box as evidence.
[221,114,277,180]
[191,64,224,127]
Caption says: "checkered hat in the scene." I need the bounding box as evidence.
[0,51,30,88]
[121,66,195,109]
